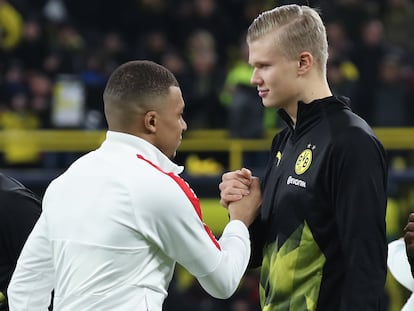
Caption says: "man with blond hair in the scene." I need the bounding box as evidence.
[219,4,387,310]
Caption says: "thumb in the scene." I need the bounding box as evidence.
[240,168,252,179]
[250,176,260,190]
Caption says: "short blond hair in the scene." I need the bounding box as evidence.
[247,4,328,74]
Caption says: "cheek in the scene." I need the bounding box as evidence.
[266,69,281,84]
[164,120,181,138]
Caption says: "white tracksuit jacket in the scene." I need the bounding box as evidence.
[8,131,250,310]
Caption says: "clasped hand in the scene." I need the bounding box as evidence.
[219,168,261,227]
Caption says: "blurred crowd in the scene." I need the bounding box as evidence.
[1,0,414,168]
[1,0,414,309]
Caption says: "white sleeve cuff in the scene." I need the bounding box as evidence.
[196,220,251,299]
[222,219,250,240]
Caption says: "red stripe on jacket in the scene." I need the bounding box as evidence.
[136,154,221,250]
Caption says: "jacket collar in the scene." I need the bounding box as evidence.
[103,131,184,175]
[278,96,351,134]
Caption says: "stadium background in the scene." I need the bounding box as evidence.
[1,0,414,310]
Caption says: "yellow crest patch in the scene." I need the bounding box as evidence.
[295,149,312,175]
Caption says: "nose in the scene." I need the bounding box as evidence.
[181,118,187,131]
[250,68,261,86]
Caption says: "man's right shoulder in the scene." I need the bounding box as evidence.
[0,173,25,193]
[0,173,42,214]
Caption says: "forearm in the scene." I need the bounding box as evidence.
[8,264,54,311]
[197,220,250,299]
[7,216,54,310]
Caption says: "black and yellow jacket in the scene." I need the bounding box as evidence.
[250,96,388,311]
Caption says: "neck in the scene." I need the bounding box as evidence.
[301,78,332,104]
[288,74,332,124]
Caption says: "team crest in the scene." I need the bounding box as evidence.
[295,148,312,175]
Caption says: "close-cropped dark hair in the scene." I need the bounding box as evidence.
[103,60,179,114]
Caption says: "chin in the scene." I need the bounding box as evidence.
[263,100,275,108]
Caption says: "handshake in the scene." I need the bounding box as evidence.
[219,168,262,228]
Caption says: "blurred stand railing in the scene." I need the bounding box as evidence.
[1,127,413,198]
[0,128,413,227]
[1,128,414,171]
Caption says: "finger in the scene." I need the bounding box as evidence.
[404,231,414,245]
[222,170,245,181]
[250,176,260,190]
[219,180,250,193]
[247,177,262,207]
[222,170,252,185]
[220,194,243,208]
[404,222,414,233]
[240,168,252,179]
[220,185,248,198]
[409,213,414,222]
[405,240,414,257]
[220,198,229,209]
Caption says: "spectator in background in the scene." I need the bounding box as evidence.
[0,172,42,310]
[169,0,235,66]
[80,51,108,129]
[350,18,389,123]
[50,22,85,75]
[220,35,267,170]
[133,0,170,43]
[0,0,23,53]
[382,0,414,62]
[27,70,53,129]
[0,64,52,167]
[136,29,170,65]
[13,18,49,72]
[101,31,129,72]
[372,53,411,126]
[189,0,236,64]
[325,19,359,101]
[186,30,226,129]
[230,0,273,38]
[325,21,354,61]
[1,62,28,100]
[160,48,192,100]
[0,63,34,166]
[0,92,42,167]
[221,36,264,139]
[327,58,358,99]
[329,0,376,43]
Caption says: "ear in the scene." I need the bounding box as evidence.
[297,52,313,75]
[143,111,157,133]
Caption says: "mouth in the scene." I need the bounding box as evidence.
[258,89,269,98]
